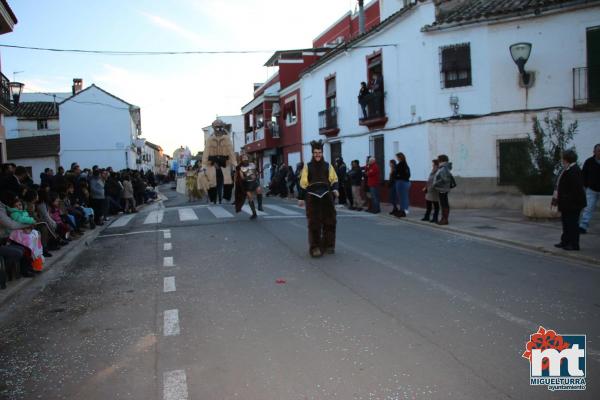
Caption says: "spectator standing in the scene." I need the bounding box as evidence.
[433,154,455,225]
[121,174,136,213]
[294,162,304,196]
[579,143,600,234]
[0,165,28,194]
[348,160,364,211]
[277,163,289,198]
[553,150,587,251]
[335,158,348,206]
[89,170,105,226]
[388,160,398,215]
[394,153,411,218]
[366,158,381,213]
[422,159,440,223]
[358,82,369,120]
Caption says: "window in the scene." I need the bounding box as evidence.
[326,76,336,110]
[37,119,48,130]
[440,43,472,88]
[284,98,297,126]
[497,139,529,185]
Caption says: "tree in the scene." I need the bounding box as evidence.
[516,110,578,195]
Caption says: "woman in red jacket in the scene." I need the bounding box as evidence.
[366,158,381,213]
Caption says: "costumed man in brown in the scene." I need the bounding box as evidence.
[298,140,339,257]
[202,119,237,201]
[235,153,263,220]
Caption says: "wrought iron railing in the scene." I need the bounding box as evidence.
[573,66,600,107]
[319,107,338,133]
[0,72,11,110]
[358,92,385,122]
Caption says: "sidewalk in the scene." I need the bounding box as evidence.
[377,202,600,265]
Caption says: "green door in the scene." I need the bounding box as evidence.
[587,27,600,103]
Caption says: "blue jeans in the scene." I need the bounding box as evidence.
[580,188,600,229]
[395,180,411,211]
[369,187,381,212]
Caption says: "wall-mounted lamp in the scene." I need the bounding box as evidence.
[449,95,459,116]
[509,42,533,87]
[9,81,24,105]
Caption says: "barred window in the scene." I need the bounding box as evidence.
[440,43,471,89]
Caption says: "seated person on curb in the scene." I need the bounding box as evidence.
[0,192,35,280]
[5,195,45,272]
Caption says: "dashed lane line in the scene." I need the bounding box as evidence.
[163,370,188,400]
[163,256,174,267]
[164,242,172,251]
[163,277,176,293]
[163,309,180,336]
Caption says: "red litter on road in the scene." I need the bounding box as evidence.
[275,279,287,284]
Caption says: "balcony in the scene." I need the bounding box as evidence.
[0,72,11,112]
[270,122,280,138]
[245,131,254,144]
[358,92,387,130]
[318,107,339,137]
[573,67,600,109]
[255,127,264,141]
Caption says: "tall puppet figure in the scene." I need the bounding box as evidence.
[298,140,339,257]
[202,119,237,200]
[235,153,264,219]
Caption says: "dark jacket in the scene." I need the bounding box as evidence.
[348,167,363,187]
[394,161,411,181]
[582,156,600,192]
[557,165,587,213]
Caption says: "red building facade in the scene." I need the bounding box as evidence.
[312,0,380,48]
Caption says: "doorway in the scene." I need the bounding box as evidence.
[587,27,600,103]
[369,135,385,181]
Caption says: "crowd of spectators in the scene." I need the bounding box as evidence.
[0,162,159,289]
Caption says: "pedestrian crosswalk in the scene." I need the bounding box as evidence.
[108,203,373,229]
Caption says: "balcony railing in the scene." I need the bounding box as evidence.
[0,72,11,110]
[255,127,264,141]
[358,92,385,122]
[574,66,600,108]
[245,132,254,144]
[319,107,338,134]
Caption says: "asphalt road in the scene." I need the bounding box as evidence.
[0,188,599,400]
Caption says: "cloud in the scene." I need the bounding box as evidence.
[140,11,209,47]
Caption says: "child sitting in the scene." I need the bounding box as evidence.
[7,197,45,272]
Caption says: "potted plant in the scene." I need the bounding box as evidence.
[516,110,578,218]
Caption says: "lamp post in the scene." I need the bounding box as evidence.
[509,42,533,86]
[9,81,23,105]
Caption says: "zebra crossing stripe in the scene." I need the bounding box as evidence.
[109,214,135,228]
[263,204,302,216]
[241,204,268,216]
[178,208,198,221]
[208,206,234,218]
[163,370,188,400]
[144,210,164,224]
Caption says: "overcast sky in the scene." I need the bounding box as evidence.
[1,0,360,155]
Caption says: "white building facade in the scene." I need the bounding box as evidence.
[300,0,600,208]
[59,85,141,171]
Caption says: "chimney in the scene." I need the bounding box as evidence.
[433,0,471,21]
[72,78,83,95]
[358,0,366,34]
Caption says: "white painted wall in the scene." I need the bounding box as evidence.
[301,2,600,181]
[59,86,139,170]
[6,156,59,184]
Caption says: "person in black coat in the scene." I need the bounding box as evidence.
[553,149,587,251]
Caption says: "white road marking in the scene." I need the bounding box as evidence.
[109,214,135,228]
[164,231,171,239]
[163,256,174,267]
[163,309,180,336]
[163,370,188,400]
[208,206,234,218]
[164,242,172,251]
[263,204,302,216]
[98,229,169,238]
[144,210,164,224]
[241,204,267,216]
[163,276,176,293]
[178,208,198,221]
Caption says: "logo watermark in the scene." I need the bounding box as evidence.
[522,326,586,391]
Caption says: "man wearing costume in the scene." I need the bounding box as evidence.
[298,140,339,257]
[235,153,264,220]
[202,119,237,201]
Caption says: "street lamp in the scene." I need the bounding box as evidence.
[9,81,23,105]
[509,42,533,86]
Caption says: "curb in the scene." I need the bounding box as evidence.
[0,192,166,308]
[0,222,108,308]
[379,213,600,266]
